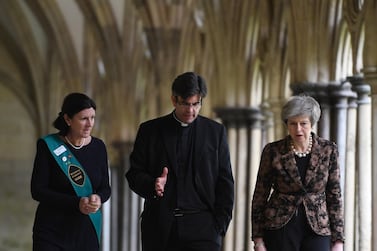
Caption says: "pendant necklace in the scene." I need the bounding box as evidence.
[65,136,85,150]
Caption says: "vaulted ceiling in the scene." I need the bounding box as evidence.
[0,0,376,144]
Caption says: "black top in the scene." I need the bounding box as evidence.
[31,136,111,251]
[295,154,310,182]
[175,119,207,210]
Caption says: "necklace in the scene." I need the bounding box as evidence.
[65,136,85,150]
[291,135,312,157]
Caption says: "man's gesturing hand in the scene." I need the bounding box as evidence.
[155,167,168,197]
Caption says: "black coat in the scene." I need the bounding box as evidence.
[126,113,234,251]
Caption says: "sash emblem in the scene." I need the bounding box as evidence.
[68,165,85,186]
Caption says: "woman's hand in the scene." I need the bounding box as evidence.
[253,238,267,251]
[88,194,101,210]
[331,241,343,251]
[79,194,101,215]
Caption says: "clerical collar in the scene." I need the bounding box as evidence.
[173,111,189,127]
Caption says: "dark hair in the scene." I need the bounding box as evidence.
[53,92,96,135]
[171,72,207,99]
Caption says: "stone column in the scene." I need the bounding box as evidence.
[328,82,356,192]
[349,75,372,251]
[343,81,357,251]
[111,141,141,251]
[261,99,284,142]
[362,0,377,247]
[214,107,264,251]
[363,66,377,251]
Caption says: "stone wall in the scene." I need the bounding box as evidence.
[0,86,37,251]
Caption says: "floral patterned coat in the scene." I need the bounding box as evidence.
[251,133,345,243]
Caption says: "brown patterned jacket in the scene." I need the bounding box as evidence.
[251,133,345,243]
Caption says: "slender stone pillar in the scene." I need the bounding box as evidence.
[328,82,356,192]
[363,66,377,251]
[349,75,372,251]
[111,141,141,251]
[343,84,357,251]
[261,99,284,141]
[214,107,264,251]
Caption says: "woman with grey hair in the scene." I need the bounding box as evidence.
[251,95,344,251]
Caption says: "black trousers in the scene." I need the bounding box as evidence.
[33,240,62,251]
[264,205,331,251]
[33,236,99,251]
[166,212,221,251]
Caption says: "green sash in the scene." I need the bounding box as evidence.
[43,134,102,243]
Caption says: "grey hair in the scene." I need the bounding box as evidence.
[281,95,321,125]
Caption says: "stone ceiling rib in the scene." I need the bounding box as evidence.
[0,0,48,132]
[26,0,81,89]
[77,0,121,80]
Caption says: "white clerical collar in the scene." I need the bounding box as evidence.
[173,111,189,127]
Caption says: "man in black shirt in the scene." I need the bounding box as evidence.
[126,72,234,251]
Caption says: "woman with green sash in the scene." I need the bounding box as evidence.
[31,93,111,251]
